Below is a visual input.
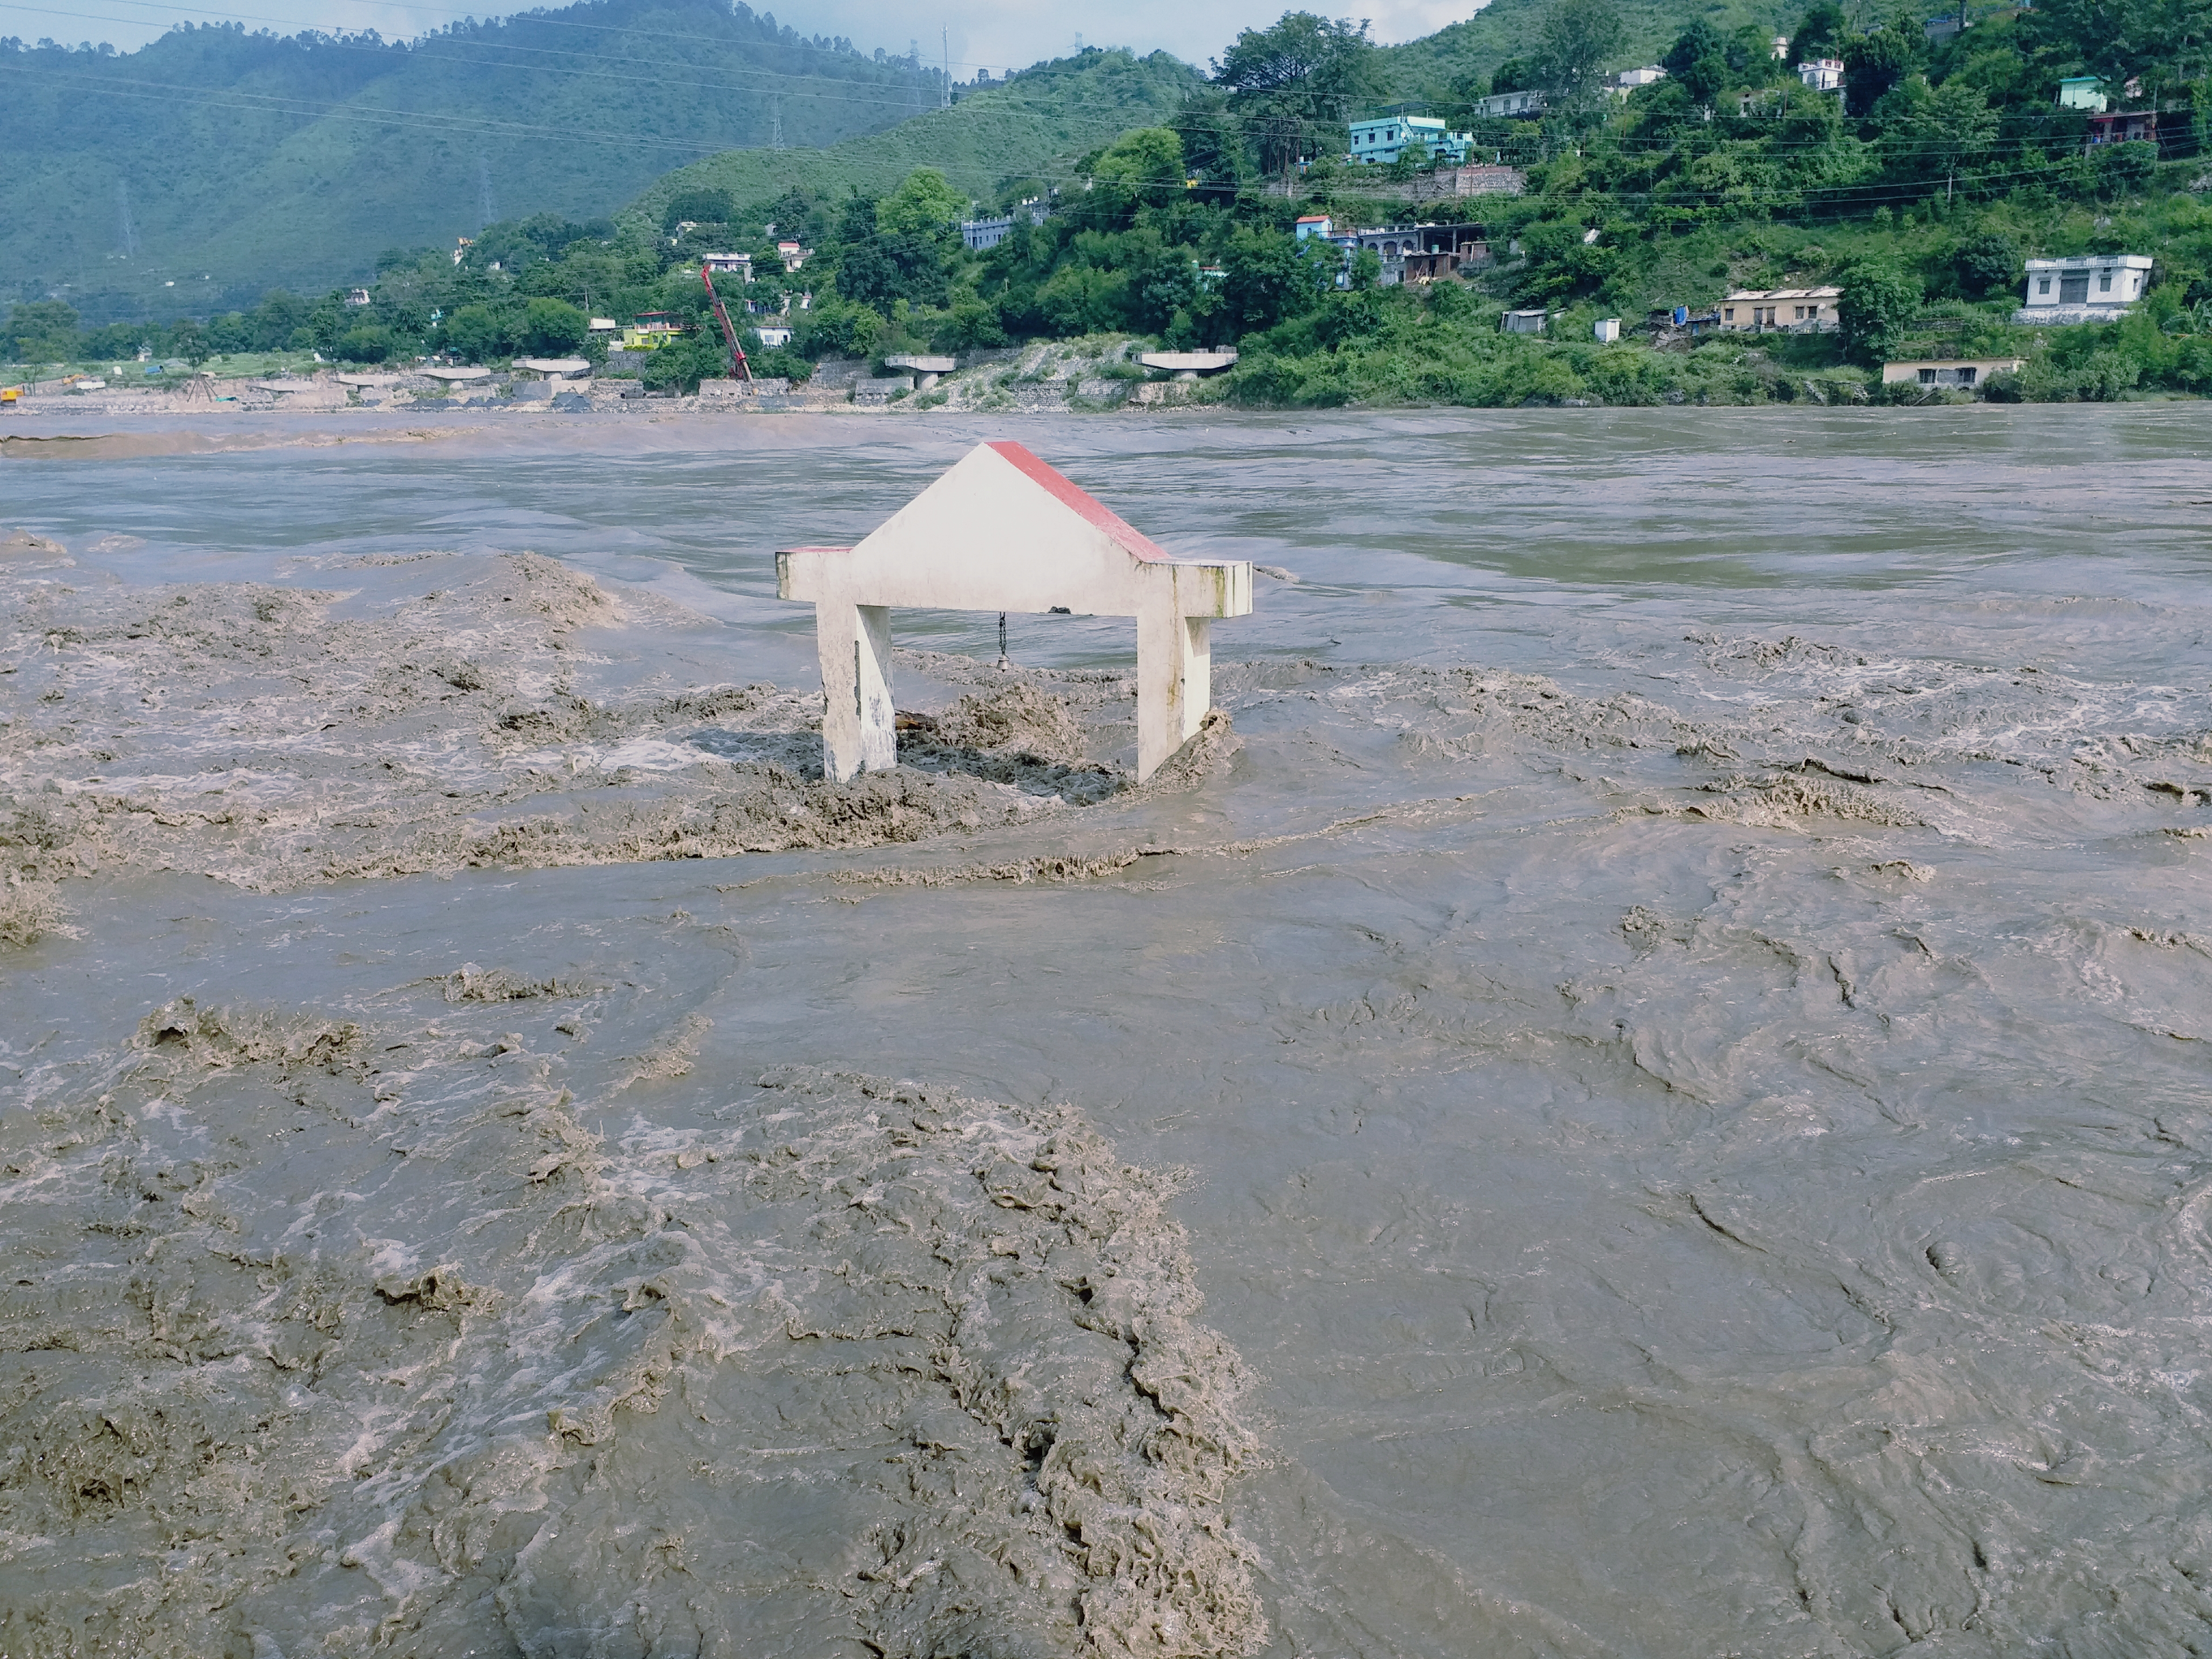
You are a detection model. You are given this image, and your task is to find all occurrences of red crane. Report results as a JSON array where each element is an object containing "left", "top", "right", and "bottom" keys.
[{"left": 699, "top": 265, "right": 753, "bottom": 383}]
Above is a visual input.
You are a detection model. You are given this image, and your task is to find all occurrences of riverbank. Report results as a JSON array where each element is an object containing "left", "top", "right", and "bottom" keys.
[{"left": 15, "top": 326, "right": 2193, "bottom": 419}]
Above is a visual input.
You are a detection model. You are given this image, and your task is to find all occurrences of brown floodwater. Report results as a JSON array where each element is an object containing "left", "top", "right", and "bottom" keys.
[{"left": 2, "top": 405, "right": 2209, "bottom": 1658}]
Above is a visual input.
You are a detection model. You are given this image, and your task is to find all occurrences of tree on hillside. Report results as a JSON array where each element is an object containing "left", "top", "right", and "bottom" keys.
[
  {"left": 1090, "top": 127, "right": 1188, "bottom": 215},
  {"left": 1532, "top": 0, "right": 1627, "bottom": 111},
  {"left": 444, "top": 305, "right": 504, "bottom": 364},
  {"left": 1953, "top": 230, "right": 2021, "bottom": 298},
  {"left": 1488, "top": 55, "right": 1537, "bottom": 94},
  {"left": 661, "top": 187, "right": 737, "bottom": 233},
  {"left": 1218, "top": 226, "right": 1326, "bottom": 334},
  {"left": 171, "top": 318, "right": 211, "bottom": 368},
  {"left": 1663, "top": 21, "right": 1727, "bottom": 78},
  {"left": 3, "top": 300, "right": 80, "bottom": 364},
  {"left": 334, "top": 324, "right": 395, "bottom": 365},
  {"left": 518, "top": 297, "right": 587, "bottom": 355},
  {"left": 758, "top": 187, "right": 826, "bottom": 246},
  {"left": 1174, "top": 89, "right": 1251, "bottom": 193},
  {"left": 1884, "top": 78, "right": 1998, "bottom": 203},
  {"left": 1211, "top": 12, "right": 1380, "bottom": 176},
  {"left": 1665, "top": 23, "right": 1731, "bottom": 109},
  {"left": 876, "top": 168, "right": 964, "bottom": 238},
  {"left": 2032, "top": 0, "right": 2212, "bottom": 88},
  {"left": 1788, "top": 2, "right": 1845, "bottom": 65},
  {"left": 830, "top": 176, "right": 958, "bottom": 310},
  {"left": 1838, "top": 259, "right": 1921, "bottom": 363},
  {"left": 1843, "top": 9, "right": 1922, "bottom": 117}
]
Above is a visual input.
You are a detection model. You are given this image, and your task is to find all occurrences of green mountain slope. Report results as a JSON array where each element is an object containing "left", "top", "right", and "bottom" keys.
[
  {"left": 0, "top": 0, "right": 942, "bottom": 322},
  {"left": 627, "top": 49, "right": 1207, "bottom": 227},
  {"left": 1379, "top": 0, "right": 1796, "bottom": 102}
]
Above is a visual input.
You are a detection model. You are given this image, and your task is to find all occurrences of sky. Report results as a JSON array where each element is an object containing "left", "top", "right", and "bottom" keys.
[{"left": 0, "top": 0, "right": 1482, "bottom": 80}]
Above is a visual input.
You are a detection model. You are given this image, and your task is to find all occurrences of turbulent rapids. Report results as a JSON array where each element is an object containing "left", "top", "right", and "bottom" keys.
[{"left": 2, "top": 407, "right": 2209, "bottom": 1657}]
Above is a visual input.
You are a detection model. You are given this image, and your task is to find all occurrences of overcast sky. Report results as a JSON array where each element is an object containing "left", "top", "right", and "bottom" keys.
[{"left": 1, "top": 0, "right": 1481, "bottom": 80}]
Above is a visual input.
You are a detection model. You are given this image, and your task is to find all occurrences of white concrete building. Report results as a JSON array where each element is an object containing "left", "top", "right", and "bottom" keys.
[
  {"left": 1471, "top": 88, "right": 1546, "bottom": 119},
  {"left": 1798, "top": 58, "right": 1843, "bottom": 91},
  {"left": 1609, "top": 66, "right": 1666, "bottom": 96},
  {"left": 2017, "top": 254, "right": 2152, "bottom": 322}
]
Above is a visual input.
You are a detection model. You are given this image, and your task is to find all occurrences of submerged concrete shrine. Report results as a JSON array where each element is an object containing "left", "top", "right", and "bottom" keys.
[{"left": 778, "top": 440, "right": 1253, "bottom": 783}]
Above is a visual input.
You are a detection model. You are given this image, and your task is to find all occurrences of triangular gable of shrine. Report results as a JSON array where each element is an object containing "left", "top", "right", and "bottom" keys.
[{"left": 784, "top": 441, "right": 1224, "bottom": 617}]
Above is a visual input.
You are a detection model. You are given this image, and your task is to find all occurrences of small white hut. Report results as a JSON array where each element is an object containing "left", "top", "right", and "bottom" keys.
[{"left": 778, "top": 441, "right": 1253, "bottom": 784}]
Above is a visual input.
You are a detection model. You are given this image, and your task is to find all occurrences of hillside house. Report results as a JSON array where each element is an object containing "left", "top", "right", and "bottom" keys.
[
  {"left": 1344, "top": 222, "right": 1489, "bottom": 285},
  {"left": 1798, "top": 58, "right": 1844, "bottom": 91},
  {"left": 2088, "top": 109, "right": 2161, "bottom": 146},
  {"left": 1349, "top": 223, "right": 1485, "bottom": 258},
  {"left": 703, "top": 252, "right": 752, "bottom": 278},
  {"left": 1294, "top": 214, "right": 1334, "bottom": 239},
  {"left": 2057, "top": 76, "right": 2107, "bottom": 111},
  {"left": 962, "top": 214, "right": 1015, "bottom": 251},
  {"left": 1348, "top": 114, "right": 1475, "bottom": 166},
  {"left": 1609, "top": 66, "right": 1666, "bottom": 95},
  {"left": 1471, "top": 88, "right": 1546, "bottom": 119},
  {"left": 1881, "top": 357, "right": 2025, "bottom": 388},
  {"left": 2017, "top": 253, "right": 2150, "bottom": 321},
  {"left": 777, "top": 240, "right": 811, "bottom": 272},
  {"left": 621, "top": 312, "right": 688, "bottom": 350},
  {"left": 1720, "top": 286, "right": 1841, "bottom": 332}
]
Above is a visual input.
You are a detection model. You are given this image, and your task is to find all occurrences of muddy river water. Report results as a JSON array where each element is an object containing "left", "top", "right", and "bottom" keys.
[{"left": 2, "top": 406, "right": 2209, "bottom": 1658}]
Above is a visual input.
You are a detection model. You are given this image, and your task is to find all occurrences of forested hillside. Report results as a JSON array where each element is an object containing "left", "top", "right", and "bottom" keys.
[
  {"left": 1377, "top": 0, "right": 1793, "bottom": 103},
  {"left": 0, "top": 0, "right": 942, "bottom": 322},
  {"left": 626, "top": 49, "right": 1206, "bottom": 230}
]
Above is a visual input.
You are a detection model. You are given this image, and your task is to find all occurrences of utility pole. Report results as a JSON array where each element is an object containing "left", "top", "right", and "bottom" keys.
[
  {"left": 942, "top": 28, "right": 950, "bottom": 108},
  {"left": 116, "top": 179, "right": 138, "bottom": 258},
  {"left": 771, "top": 93, "right": 783, "bottom": 149},
  {"left": 476, "top": 157, "right": 494, "bottom": 232}
]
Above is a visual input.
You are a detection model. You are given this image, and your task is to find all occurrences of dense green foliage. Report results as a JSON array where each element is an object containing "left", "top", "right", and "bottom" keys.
[
  {"left": 628, "top": 49, "right": 1205, "bottom": 231},
  {"left": 13, "top": 0, "right": 2212, "bottom": 407},
  {"left": 0, "top": 0, "right": 945, "bottom": 323},
  {"left": 1211, "top": 12, "right": 1384, "bottom": 173},
  {"left": 0, "top": 202, "right": 804, "bottom": 383},
  {"left": 723, "top": 0, "right": 2212, "bottom": 406},
  {"left": 1377, "top": 0, "right": 1794, "bottom": 111}
]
